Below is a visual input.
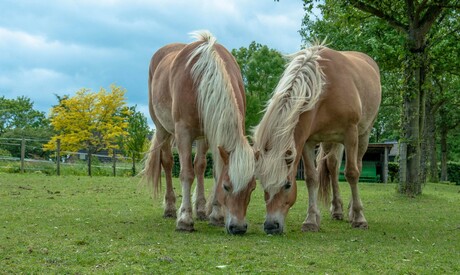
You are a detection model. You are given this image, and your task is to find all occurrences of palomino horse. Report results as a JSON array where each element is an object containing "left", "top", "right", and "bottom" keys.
[
  {"left": 253, "top": 46, "right": 381, "bottom": 234},
  {"left": 144, "top": 31, "right": 256, "bottom": 234}
]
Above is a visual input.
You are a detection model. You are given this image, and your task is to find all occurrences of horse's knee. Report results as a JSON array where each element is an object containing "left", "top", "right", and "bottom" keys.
[
  {"left": 345, "top": 167, "right": 359, "bottom": 183},
  {"left": 194, "top": 156, "right": 206, "bottom": 174},
  {"left": 180, "top": 169, "right": 195, "bottom": 184}
]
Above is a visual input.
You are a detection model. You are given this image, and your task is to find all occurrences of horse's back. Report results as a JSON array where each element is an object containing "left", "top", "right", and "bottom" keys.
[
  {"left": 307, "top": 48, "right": 381, "bottom": 141},
  {"left": 171, "top": 42, "right": 245, "bottom": 111}
]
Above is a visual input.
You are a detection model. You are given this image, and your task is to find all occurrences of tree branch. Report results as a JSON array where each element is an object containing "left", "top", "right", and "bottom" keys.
[
  {"left": 349, "top": 0, "right": 408, "bottom": 32},
  {"left": 419, "top": 4, "right": 445, "bottom": 35}
]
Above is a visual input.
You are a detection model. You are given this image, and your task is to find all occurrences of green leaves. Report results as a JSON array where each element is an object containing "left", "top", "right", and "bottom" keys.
[
  {"left": 45, "top": 85, "right": 129, "bottom": 154},
  {"left": 232, "top": 42, "right": 285, "bottom": 133}
]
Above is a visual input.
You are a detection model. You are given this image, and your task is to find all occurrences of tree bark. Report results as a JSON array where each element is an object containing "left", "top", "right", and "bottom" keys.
[
  {"left": 425, "top": 94, "right": 439, "bottom": 182},
  {"left": 398, "top": 47, "right": 424, "bottom": 195},
  {"left": 440, "top": 127, "right": 448, "bottom": 181}
]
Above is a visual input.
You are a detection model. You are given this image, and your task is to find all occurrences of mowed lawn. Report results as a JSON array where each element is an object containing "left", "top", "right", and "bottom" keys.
[{"left": 1, "top": 173, "right": 459, "bottom": 274}]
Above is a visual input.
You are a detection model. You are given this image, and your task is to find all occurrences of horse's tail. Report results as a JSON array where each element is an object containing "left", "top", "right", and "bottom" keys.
[
  {"left": 317, "top": 144, "right": 331, "bottom": 206},
  {"left": 142, "top": 133, "right": 162, "bottom": 198}
]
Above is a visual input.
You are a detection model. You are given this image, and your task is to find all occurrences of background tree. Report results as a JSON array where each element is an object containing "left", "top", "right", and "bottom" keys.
[
  {"left": 44, "top": 85, "right": 130, "bottom": 176},
  {"left": 124, "top": 105, "right": 150, "bottom": 176},
  {"left": 0, "top": 96, "right": 49, "bottom": 135},
  {"left": 0, "top": 96, "right": 51, "bottom": 158},
  {"left": 232, "top": 42, "right": 285, "bottom": 132},
  {"left": 301, "top": 0, "right": 460, "bottom": 195}
]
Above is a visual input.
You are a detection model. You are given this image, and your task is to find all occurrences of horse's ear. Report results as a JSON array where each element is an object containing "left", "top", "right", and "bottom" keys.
[
  {"left": 218, "top": 146, "right": 229, "bottom": 165},
  {"left": 285, "top": 149, "right": 294, "bottom": 167},
  {"left": 254, "top": 150, "right": 260, "bottom": 161}
]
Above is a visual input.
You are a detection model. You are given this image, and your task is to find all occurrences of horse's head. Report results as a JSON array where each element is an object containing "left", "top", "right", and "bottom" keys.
[
  {"left": 255, "top": 148, "right": 298, "bottom": 235},
  {"left": 216, "top": 146, "right": 256, "bottom": 235},
  {"left": 263, "top": 174, "right": 297, "bottom": 235}
]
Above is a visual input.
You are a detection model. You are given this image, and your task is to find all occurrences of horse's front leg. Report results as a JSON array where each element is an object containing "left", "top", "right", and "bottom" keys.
[
  {"left": 206, "top": 174, "right": 225, "bottom": 227},
  {"left": 193, "top": 139, "right": 208, "bottom": 220},
  {"left": 175, "top": 127, "right": 195, "bottom": 232},
  {"left": 301, "top": 143, "right": 321, "bottom": 232}
]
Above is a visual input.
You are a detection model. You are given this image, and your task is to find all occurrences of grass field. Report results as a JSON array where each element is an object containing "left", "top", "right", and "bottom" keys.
[{"left": 1, "top": 173, "right": 459, "bottom": 274}]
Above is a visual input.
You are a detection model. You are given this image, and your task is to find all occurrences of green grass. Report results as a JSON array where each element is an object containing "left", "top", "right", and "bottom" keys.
[{"left": 1, "top": 174, "right": 459, "bottom": 274}]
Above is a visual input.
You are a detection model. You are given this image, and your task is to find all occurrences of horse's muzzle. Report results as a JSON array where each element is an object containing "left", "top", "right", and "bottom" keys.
[
  {"left": 227, "top": 223, "right": 248, "bottom": 235},
  {"left": 264, "top": 220, "right": 282, "bottom": 235}
]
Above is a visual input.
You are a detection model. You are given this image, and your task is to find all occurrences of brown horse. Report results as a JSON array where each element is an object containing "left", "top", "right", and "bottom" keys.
[
  {"left": 253, "top": 46, "right": 381, "bottom": 234},
  {"left": 144, "top": 31, "right": 256, "bottom": 234}
]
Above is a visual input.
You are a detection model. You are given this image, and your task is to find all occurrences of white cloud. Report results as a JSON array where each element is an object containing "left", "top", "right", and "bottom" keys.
[{"left": 0, "top": 0, "right": 306, "bottom": 128}]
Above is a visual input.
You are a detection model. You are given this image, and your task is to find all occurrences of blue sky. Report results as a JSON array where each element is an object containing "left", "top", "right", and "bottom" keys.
[{"left": 0, "top": 0, "right": 306, "bottom": 128}]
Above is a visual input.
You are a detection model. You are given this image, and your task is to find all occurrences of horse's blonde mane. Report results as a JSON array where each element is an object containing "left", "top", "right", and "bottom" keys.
[
  {"left": 188, "top": 30, "right": 254, "bottom": 193},
  {"left": 253, "top": 46, "right": 325, "bottom": 198}
]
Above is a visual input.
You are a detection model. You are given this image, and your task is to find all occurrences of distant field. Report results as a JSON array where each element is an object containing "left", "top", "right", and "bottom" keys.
[{"left": 1, "top": 174, "right": 459, "bottom": 273}]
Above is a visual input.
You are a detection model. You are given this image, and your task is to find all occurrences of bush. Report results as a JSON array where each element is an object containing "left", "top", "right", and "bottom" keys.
[
  {"left": 172, "top": 152, "right": 214, "bottom": 178},
  {"left": 388, "top": 162, "right": 399, "bottom": 183},
  {"left": 447, "top": 162, "right": 460, "bottom": 185}
]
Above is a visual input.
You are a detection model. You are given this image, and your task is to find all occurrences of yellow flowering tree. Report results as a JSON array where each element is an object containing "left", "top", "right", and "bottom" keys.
[{"left": 44, "top": 85, "right": 130, "bottom": 175}]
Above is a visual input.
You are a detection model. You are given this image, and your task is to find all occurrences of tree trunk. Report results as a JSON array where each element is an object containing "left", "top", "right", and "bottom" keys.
[
  {"left": 425, "top": 95, "right": 439, "bottom": 183},
  {"left": 132, "top": 152, "right": 136, "bottom": 177},
  {"left": 440, "top": 127, "right": 448, "bottom": 181},
  {"left": 398, "top": 23, "right": 430, "bottom": 195},
  {"left": 88, "top": 148, "right": 92, "bottom": 177}
]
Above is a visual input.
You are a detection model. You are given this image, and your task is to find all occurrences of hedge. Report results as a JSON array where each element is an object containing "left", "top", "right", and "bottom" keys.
[
  {"left": 387, "top": 161, "right": 460, "bottom": 185},
  {"left": 171, "top": 151, "right": 214, "bottom": 178}
]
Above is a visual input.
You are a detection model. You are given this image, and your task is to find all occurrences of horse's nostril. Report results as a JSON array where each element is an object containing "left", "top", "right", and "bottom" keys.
[
  {"left": 264, "top": 221, "right": 282, "bottom": 234},
  {"left": 228, "top": 224, "right": 247, "bottom": 235}
]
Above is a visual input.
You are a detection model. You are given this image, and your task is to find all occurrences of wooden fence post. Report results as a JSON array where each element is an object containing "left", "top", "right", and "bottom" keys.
[
  {"left": 88, "top": 147, "right": 92, "bottom": 177},
  {"left": 132, "top": 153, "right": 136, "bottom": 177},
  {"left": 56, "top": 139, "right": 61, "bottom": 176},
  {"left": 20, "top": 137, "right": 25, "bottom": 173},
  {"left": 112, "top": 150, "right": 116, "bottom": 177}
]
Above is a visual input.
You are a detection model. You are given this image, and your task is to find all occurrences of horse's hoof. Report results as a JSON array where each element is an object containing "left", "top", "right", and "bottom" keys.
[
  {"left": 196, "top": 211, "right": 208, "bottom": 221},
  {"left": 163, "top": 209, "right": 177, "bottom": 219},
  {"left": 301, "top": 222, "right": 319, "bottom": 232},
  {"left": 209, "top": 216, "right": 225, "bottom": 227},
  {"left": 332, "top": 213, "right": 343, "bottom": 220},
  {"left": 351, "top": 221, "right": 368, "bottom": 229},
  {"left": 176, "top": 221, "right": 194, "bottom": 232}
]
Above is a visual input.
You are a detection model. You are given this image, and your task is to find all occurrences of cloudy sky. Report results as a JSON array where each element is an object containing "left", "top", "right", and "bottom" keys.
[{"left": 1, "top": 0, "right": 307, "bottom": 128}]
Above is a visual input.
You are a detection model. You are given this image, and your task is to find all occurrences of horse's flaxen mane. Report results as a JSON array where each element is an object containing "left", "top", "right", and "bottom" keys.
[
  {"left": 253, "top": 46, "right": 325, "bottom": 198},
  {"left": 187, "top": 30, "right": 254, "bottom": 193}
]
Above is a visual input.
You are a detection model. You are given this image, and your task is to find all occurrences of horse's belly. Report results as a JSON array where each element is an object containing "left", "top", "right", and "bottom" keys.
[
  {"left": 153, "top": 103, "right": 175, "bottom": 134},
  {"left": 308, "top": 132, "right": 344, "bottom": 144}
]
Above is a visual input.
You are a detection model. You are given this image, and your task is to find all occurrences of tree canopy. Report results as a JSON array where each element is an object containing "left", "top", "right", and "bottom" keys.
[
  {"left": 231, "top": 42, "right": 285, "bottom": 133},
  {"left": 301, "top": 0, "right": 460, "bottom": 195},
  {"left": 0, "top": 96, "right": 48, "bottom": 135},
  {"left": 44, "top": 85, "right": 130, "bottom": 154}
]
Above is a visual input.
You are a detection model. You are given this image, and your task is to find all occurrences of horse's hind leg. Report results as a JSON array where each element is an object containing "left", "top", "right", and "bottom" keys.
[
  {"left": 194, "top": 139, "right": 208, "bottom": 220},
  {"left": 301, "top": 142, "right": 321, "bottom": 232},
  {"left": 161, "top": 136, "right": 176, "bottom": 218},
  {"left": 328, "top": 143, "right": 344, "bottom": 220},
  {"left": 344, "top": 126, "right": 368, "bottom": 229}
]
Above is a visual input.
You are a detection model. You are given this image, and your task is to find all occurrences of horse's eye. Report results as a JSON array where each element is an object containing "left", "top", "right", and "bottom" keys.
[
  {"left": 284, "top": 181, "right": 292, "bottom": 190},
  {"left": 223, "top": 184, "right": 231, "bottom": 192}
]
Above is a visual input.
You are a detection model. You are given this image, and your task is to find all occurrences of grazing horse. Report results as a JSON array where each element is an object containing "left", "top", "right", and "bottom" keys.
[
  {"left": 253, "top": 46, "right": 381, "bottom": 234},
  {"left": 144, "top": 31, "right": 256, "bottom": 234}
]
